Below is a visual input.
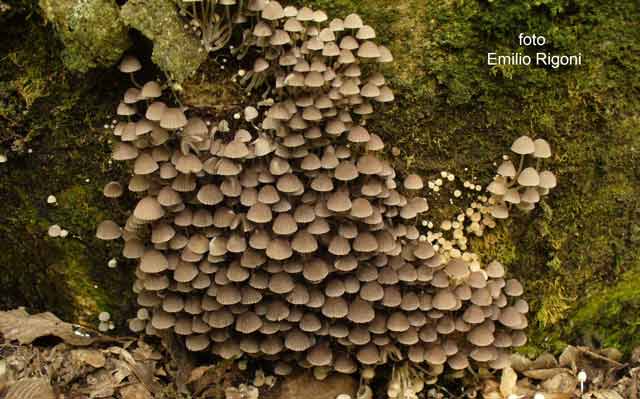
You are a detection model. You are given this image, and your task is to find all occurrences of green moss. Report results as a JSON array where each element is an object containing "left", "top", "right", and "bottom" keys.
[
  {"left": 120, "top": 0, "right": 207, "bottom": 82},
  {"left": 39, "top": 0, "right": 130, "bottom": 72},
  {"left": 0, "top": 5, "right": 134, "bottom": 325}
]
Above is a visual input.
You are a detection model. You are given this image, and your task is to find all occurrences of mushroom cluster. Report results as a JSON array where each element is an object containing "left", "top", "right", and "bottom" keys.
[
  {"left": 487, "top": 136, "right": 557, "bottom": 219},
  {"left": 97, "top": 1, "right": 533, "bottom": 379}
]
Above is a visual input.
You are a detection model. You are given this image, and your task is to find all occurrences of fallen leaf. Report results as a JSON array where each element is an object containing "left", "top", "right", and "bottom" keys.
[
  {"left": 0, "top": 308, "right": 97, "bottom": 346},
  {"left": 522, "top": 368, "right": 569, "bottom": 380},
  {"left": 540, "top": 372, "right": 577, "bottom": 394},
  {"left": 71, "top": 349, "right": 106, "bottom": 368},
  {"left": 500, "top": 367, "right": 518, "bottom": 397},
  {"left": 590, "top": 390, "right": 625, "bottom": 399},
  {"left": 5, "top": 378, "right": 56, "bottom": 399},
  {"left": 120, "top": 383, "right": 153, "bottom": 399},
  {"left": 262, "top": 371, "right": 357, "bottom": 399}
]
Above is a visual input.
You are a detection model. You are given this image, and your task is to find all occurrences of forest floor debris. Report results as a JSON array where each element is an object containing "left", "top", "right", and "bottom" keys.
[{"left": 0, "top": 308, "right": 638, "bottom": 399}]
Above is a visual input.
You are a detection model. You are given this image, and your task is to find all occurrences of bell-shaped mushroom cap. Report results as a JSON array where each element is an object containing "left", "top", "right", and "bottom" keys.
[
  {"left": 285, "top": 329, "right": 313, "bottom": 351},
  {"left": 424, "top": 343, "right": 447, "bottom": 365},
  {"left": 517, "top": 167, "right": 540, "bottom": 186},
  {"left": 343, "top": 13, "right": 363, "bottom": 29},
  {"left": 140, "top": 81, "right": 162, "bottom": 98},
  {"left": 497, "top": 160, "right": 517, "bottom": 177},
  {"left": 134, "top": 196, "right": 165, "bottom": 221},
  {"left": 327, "top": 190, "right": 352, "bottom": 212},
  {"left": 103, "top": 181, "right": 123, "bottom": 198},
  {"left": 174, "top": 260, "right": 198, "bottom": 282},
  {"left": 151, "top": 223, "right": 175, "bottom": 244},
  {"left": 348, "top": 297, "right": 375, "bottom": 324},
  {"left": 447, "top": 353, "right": 469, "bottom": 370},
  {"left": 236, "top": 311, "right": 263, "bottom": 334},
  {"left": 404, "top": 174, "right": 424, "bottom": 190},
  {"left": 433, "top": 289, "right": 457, "bottom": 311},
  {"left": 334, "top": 354, "right": 357, "bottom": 374},
  {"left": 387, "top": 311, "right": 410, "bottom": 332},
  {"left": 277, "top": 173, "right": 303, "bottom": 193},
  {"left": 489, "top": 203, "right": 509, "bottom": 220},
  {"left": 511, "top": 135, "right": 535, "bottom": 155},
  {"left": 269, "top": 272, "right": 295, "bottom": 294},
  {"left": 486, "top": 260, "right": 505, "bottom": 278},
  {"left": 445, "top": 259, "right": 469, "bottom": 279},
  {"left": 160, "top": 107, "right": 187, "bottom": 129},
  {"left": 463, "top": 305, "right": 486, "bottom": 324},
  {"left": 96, "top": 220, "right": 122, "bottom": 240},
  {"left": 467, "top": 323, "right": 494, "bottom": 346},
  {"left": 321, "top": 297, "right": 348, "bottom": 319},
  {"left": 471, "top": 287, "right": 492, "bottom": 306},
  {"left": 112, "top": 142, "right": 139, "bottom": 161},
  {"left": 262, "top": 1, "right": 284, "bottom": 20},
  {"left": 521, "top": 187, "right": 540, "bottom": 204},
  {"left": 470, "top": 346, "right": 498, "bottom": 362},
  {"left": 119, "top": 55, "right": 142, "bottom": 73},
  {"left": 360, "top": 281, "right": 384, "bottom": 302},
  {"left": 353, "top": 232, "right": 378, "bottom": 252},
  {"left": 299, "top": 313, "right": 322, "bottom": 332},
  {"left": 247, "top": 202, "right": 273, "bottom": 224},
  {"left": 307, "top": 342, "right": 333, "bottom": 366},
  {"left": 266, "top": 238, "right": 293, "bottom": 260},
  {"left": 503, "top": 278, "right": 524, "bottom": 297},
  {"left": 356, "top": 343, "right": 379, "bottom": 365},
  {"left": 538, "top": 170, "right": 557, "bottom": 189},
  {"left": 533, "top": 138, "right": 552, "bottom": 158},
  {"left": 498, "top": 306, "right": 525, "bottom": 329},
  {"left": 414, "top": 242, "right": 435, "bottom": 260},
  {"left": 272, "top": 213, "right": 298, "bottom": 235},
  {"left": 291, "top": 231, "right": 318, "bottom": 254},
  {"left": 151, "top": 310, "right": 175, "bottom": 330},
  {"left": 139, "top": 249, "right": 168, "bottom": 273}
]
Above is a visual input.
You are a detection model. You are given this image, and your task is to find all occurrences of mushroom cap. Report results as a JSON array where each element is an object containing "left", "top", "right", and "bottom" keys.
[
  {"left": 96, "top": 220, "right": 122, "bottom": 240},
  {"left": 133, "top": 196, "right": 165, "bottom": 221},
  {"left": 517, "top": 167, "right": 540, "bottom": 186},
  {"left": 119, "top": 55, "right": 142, "bottom": 73},
  {"left": 511, "top": 135, "right": 535, "bottom": 155},
  {"left": 404, "top": 174, "right": 424, "bottom": 190},
  {"left": 533, "top": 138, "right": 552, "bottom": 158}
]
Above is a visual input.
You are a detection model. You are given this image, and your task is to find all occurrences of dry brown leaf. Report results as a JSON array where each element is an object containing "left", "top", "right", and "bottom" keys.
[
  {"left": 5, "top": 378, "right": 56, "bottom": 399},
  {"left": 0, "top": 308, "right": 96, "bottom": 346},
  {"left": 107, "top": 347, "right": 161, "bottom": 394},
  {"left": 531, "top": 353, "right": 559, "bottom": 369},
  {"left": 120, "top": 383, "right": 153, "bottom": 399},
  {"left": 540, "top": 372, "right": 577, "bottom": 394},
  {"left": 522, "top": 368, "right": 570, "bottom": 380},
  {"left": 510, "top": 353, "right": 533, "bottom": 372},
  {"left": 590, "top": 390, "right": 625, "bottom": 399},
  {"left": 71, "top": 349, "right": 106, "bottom": 368},
  {"left": 187, "top": 365, "right": 217, "bottom": 384},
  {"left": 500, "top": 367, "right": 518, "bottom": 397}
]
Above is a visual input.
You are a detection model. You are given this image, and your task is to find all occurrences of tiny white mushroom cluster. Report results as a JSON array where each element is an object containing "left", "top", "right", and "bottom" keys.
[
  {"left": 487, "top": 136, "right": 557, "bottom": 219},
  {"left": 96, "top": 0, "right": 537, "bottom": 381}
]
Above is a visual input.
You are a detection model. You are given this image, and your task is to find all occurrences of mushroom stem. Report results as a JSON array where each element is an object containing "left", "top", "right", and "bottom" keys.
[
  {"left": 517, "top": 154, "right": 525, "bottom": 175},
  {"left": 129, "top": 73, "right": 142, "bottom": 88}
]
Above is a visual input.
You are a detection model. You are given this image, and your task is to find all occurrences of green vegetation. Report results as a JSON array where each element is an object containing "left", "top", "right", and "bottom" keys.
[{"left": 1, "top": 0, "right": 639, "bottom": 354}]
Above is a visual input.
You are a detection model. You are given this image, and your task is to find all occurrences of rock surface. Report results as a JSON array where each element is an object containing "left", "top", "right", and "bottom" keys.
[
  {"left": 39, "top": 0, "right": 129, "bottom": 71},
  {"left": 120, "top": 0, "right": 207, "bottom": 82}
]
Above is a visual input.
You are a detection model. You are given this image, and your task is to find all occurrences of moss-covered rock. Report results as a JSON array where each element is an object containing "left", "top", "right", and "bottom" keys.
[
  {"left": 120, "top": 0, "right": 207, "bottom": 83},
  {"left": 0, "top": 4, "right": 135, "bottom": 324},
  {"left": 38, "top": 0, "right": 130, "bottom": 72}
]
